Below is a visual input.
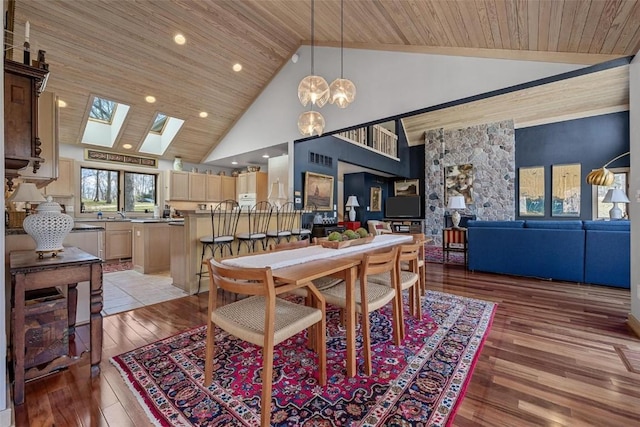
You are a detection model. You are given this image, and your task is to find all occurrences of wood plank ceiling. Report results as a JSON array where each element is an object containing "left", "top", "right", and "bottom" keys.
[{"left": 10, "top": 1, "right": 640, "bottom": 164}]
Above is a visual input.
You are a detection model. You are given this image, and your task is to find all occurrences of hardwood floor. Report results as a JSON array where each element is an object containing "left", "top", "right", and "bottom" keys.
[{"left": 13, "top": 263, "right": 640, "bottom": 426}]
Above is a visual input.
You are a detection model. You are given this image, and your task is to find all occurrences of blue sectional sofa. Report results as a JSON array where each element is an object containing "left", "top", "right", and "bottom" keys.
[{"left": 467, "top": 220, "right": 630, "bottom": 288}]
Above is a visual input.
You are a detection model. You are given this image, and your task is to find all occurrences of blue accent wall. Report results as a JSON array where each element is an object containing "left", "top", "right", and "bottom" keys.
[{"left": 515, "top": 111, "right": 630, "bottom": 220}]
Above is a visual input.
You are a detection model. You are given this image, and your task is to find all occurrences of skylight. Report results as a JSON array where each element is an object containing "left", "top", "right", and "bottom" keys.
[
  {"left": 81, "top": 96, "right": 130, "bottom": 148},
  {"left": 138, "top": 113, "right": 184, "bottom": 156},
  {"left": 89, "top": 97, "right": 117, "bottom": 123}
]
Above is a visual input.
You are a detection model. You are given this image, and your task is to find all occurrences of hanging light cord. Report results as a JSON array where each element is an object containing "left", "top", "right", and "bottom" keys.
[
  {"left": 310, "top": 0, "right": 315, "bottom": 76},
  {"left": 340, "top": 0, "right": 344, "bottom": 78},
  {"left": 603, "top": 151, "right": 630, "bottom": 168}
]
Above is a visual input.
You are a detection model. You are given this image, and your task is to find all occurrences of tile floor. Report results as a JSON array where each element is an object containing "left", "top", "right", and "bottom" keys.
[{"left": 102, "top": 269, "right": 189, "bottom": 316}]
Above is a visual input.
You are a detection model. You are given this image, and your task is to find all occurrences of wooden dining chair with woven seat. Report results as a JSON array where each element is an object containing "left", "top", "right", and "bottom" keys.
[
  {"left": 319, "top": 246, "right": 400, "bottom": 376},
  {"left": 368, "top": 242, "right": 421, "bottom": 341},
  {"left": 205, "top": 258, "right": 327, "bottom": 427}
]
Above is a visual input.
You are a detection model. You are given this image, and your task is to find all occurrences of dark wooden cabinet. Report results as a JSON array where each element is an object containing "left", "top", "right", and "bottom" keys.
[{"left": 4, "top": 59, "right": 49, "bottom": 189}]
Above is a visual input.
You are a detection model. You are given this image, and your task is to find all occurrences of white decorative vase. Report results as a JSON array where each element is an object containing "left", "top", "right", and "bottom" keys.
[
  {"left": 23, "top": 196, "right": 74, "bottom": 258},
  {"left": 173, "top": 157, "right": 183, "bottom": 171}
]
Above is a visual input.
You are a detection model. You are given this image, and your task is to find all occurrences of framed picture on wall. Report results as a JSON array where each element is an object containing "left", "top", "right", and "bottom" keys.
[
  {"left": 370, "top": 187, "right": 382, "bottom": 212},
  {"left": 552, "top": 163, "right": 581, "bottom": 217},
  {"left": 445, "top": 164, "right": 474, "bottom": 206},
  {"left": 394, "top": 179, "right": 419, "bottom": 196},
  {"left": 519, "top": 166, "right": 545, "bottom": 216},
  {"left": 303, "top": 171, "right": 334, "bottom": 211}
]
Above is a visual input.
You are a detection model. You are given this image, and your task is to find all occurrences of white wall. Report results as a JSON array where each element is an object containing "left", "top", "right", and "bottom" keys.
[
  {"left": 629, "top": 56, "right": 639, "bottom": 321},
  {"left": 206, "top": 46, "right": 584, "bottom": 162}
]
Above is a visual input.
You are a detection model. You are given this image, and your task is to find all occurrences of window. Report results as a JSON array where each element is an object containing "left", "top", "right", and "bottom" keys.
[
  {"left": 88, "top": 97, "right": 117, "bottom": 124},
  {"left": 80, "top": 167, "right": 157, "bottom": 214},
  {"left": 592, "top": 168, "right": 629, "bottom": 219},
  {"left": 150, "top": 113, "right": 168, "bottom": 133}
]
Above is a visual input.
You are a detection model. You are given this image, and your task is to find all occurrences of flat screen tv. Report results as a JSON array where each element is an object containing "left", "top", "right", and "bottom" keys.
[{"left": 385, "top": 196, "right": 421, "bottom": 218}]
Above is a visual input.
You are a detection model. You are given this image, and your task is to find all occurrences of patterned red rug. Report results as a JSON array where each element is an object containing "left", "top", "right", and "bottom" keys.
[
  {"left": 424, "top": 245, "right": 465, "bottom": 264},
  {"left": 103, "top": 261, "right": 134, "bottom": 273},
  {"left": 111, "top": 291, "right": 495, "bottom": 426}
]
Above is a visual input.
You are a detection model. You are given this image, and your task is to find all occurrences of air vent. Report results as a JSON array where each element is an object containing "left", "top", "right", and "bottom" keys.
[{"left": 309, "top": 152, "right": 332, "bottom": 167}]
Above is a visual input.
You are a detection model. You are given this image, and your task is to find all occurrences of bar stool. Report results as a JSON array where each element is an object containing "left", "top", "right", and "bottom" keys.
[
  {"left": 266, "top": 201, "right": 296, "bottom": 245},
  {"left": 291, "top": 205, "right": 314, "bottom": 241},
  {"left": 236, "top": 201, "right": 272, "bottom": 253}
]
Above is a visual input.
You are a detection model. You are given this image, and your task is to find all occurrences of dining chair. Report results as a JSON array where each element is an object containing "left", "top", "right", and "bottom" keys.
[
  {"left": 368, "top": 242, "right": 421, "bottom": 341},
  {"left": 266, "top": 201, "right": 296, "bottom": 245},
  {"left": 205, "top": 258, "right": 327, "bottom": 427},
  {"left": 237, "top": 201, "right": 272, "bottom": 253},
  {"left": 319, "top": 246, "right": 400, "bottom": 376},
  {"left": 198, "top": 200, "right": 242, "bottom": 291}
]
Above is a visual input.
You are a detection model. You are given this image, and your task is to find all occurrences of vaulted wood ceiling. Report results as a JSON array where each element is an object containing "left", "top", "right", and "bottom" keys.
[{"left": 10, "top": 1, "right": 640, "bottom": 165}]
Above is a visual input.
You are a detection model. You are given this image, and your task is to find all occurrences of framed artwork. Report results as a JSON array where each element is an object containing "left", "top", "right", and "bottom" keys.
[
  {"left": 519, "top": 166, "right": 545, "bottom": 216},
  {"left": 370, "top": 187, "right": 382, "bottom": 212},
  {"left": 445, "top": 163, "right": 474, "bottom": 205},
  {"left": 552, "top": 163, "right": 581, "bottom": 217},
  {"left": 303, "top": 171, "right": 334, "bottom": 211},
  {"left": 394, "top": 179, "right": 419, "bottom": 196}
]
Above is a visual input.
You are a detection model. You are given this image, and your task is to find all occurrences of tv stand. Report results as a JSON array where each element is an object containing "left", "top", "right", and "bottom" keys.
[{"left": 384, "top": 219, "right": 425, "bottom": 234}]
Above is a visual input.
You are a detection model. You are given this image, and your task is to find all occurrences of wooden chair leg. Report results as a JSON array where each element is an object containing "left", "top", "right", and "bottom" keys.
[
  {"left": 204, "top": 318, "right": 215, "bottom": 386},
  {"left": 361, "top": 311, "right": 372, "bottom": 376},
  {"left": 261, "top": 344, "right": 274, "bottom": 427},
  {"left": 391, "top": 298, "right": 402, "bottom": 347}
]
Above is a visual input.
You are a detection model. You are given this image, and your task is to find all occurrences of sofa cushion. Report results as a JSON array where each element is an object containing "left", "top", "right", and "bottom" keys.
[
  {"left": 467, "top": 220, "right": 525, "bottom": 228},
  {"left": 583, "top": 220, "right": 630, "bottom": 231},
  {"left": 524, "top": 220, "right": 583, "bottom": 229}
]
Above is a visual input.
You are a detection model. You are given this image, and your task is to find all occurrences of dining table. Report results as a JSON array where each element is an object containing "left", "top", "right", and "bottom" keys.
[{"left": 221, "top": 233, "right": 413, "bottom": 377}]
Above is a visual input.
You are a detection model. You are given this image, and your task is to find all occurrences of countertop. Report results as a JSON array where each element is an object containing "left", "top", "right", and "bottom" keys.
[
  {"left": 74, "top": 217, "right": 183, "bottom": 223},
  {"left": 6, "top": 223, "right": 104, "bottom": 236}
]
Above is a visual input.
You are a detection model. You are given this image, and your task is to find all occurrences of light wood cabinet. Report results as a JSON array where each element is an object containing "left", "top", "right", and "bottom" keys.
[
  {"left": 44, "top": 158, "right": 74, "bottom": 196},
  {"left": 104, "top": 222, "right": 132, "bottom": 260},
  {"left": 205, "top": 174, "right": 221, "bottom": 202},
  {"left": 236, "top": 171, "right": 268, "bottom": 201},
  {"left": 20, "top": 91, "right": 58, "bottom": 182},
  {"left": 221, "top": 175, "right": 236, "bottom": 200},
  {"left": 166, "top": 170, "right": 190, "bottom": 201},
  {"left": 132, "top": 222, "right": 171, "bottom": 274},
  {"left": 189, "top": 173, "right": 206, "bottom": 201}
]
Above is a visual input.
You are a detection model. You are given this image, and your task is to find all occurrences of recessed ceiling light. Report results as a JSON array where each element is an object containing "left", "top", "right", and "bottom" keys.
[
  {"left": 231, "top": 161, "right": 238, "bottom": 165},
  {"left": 232, "top": 63, "right": 242, "bottom": 72},
  {"left": 57, "top": 99, "right": 67, "bottom": 108},
  {"left": 199, "top": 111, "right": 208, "bottom": 118},
  {"left": 145, "top": 95, "right": 156, "bottom": 103},
  {"left": 262, "top": 154, "right": 269, "bottom": 158},
  {"left": 174, "top": 33, "right": 186, "bottom": 45},
  {"left": 122, "top": 143, "right": 132, "bottom": 149}
]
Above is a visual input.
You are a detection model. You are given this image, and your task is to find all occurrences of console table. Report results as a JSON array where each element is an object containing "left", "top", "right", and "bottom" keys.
[
  {"left": 385, "top": 219, "right": 425, "bottom": 234},
  {"left": 9, "top": 246, "right": 103, "bottom": 405}
]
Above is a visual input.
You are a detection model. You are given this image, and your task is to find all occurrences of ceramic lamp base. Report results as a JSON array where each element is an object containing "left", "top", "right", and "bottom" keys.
[
  {"left": 451, "top": 210, "right": 461, "bottom": 228},
  {"left": 348, "top": 208, "right": 356, "bottom": 222},
  {"left": 609, "top": 203, "right": 623, "bottom": 220}
]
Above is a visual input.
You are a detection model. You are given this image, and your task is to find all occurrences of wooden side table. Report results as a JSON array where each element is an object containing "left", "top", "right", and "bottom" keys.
[
  {"left": 442, "top": 227, "right": 468, "bottom": 266},
  {"left": 9, "top": 246, "right": 103, "bottom": 405}
]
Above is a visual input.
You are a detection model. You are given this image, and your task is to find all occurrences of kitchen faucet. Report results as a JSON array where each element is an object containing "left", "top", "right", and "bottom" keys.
[{"left": 117, "top": 210, "right": 126, "bottom": 219}]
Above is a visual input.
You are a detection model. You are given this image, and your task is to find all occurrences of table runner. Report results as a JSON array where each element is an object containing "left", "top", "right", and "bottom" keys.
[{"left": 221, "top": 234, "right": 412, "bottom": 269}]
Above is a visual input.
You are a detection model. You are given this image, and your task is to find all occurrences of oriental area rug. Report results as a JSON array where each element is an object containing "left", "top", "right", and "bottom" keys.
[
  {"left": 111, "top": 291, "right": 496, "bottom": 426},
  {"left": 424, "top": 245, "right": 465, "bottom": 265}
]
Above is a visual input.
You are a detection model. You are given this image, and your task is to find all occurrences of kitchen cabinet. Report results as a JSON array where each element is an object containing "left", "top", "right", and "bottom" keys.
[
  {"left": 236, "top": 171, "right": 268, "bottom": 201},
  {"left": 132, "top": 222, "right": 171, "bottom": 274},
  {"left": 4, "top": 59, "right": 50, "bottom": 190},
  {"left": 104, "top": 222, "right": 132, "bottom": 260},
  {"left": 19, "top": 91, "right": 58, "bottom": 183},
  {"left": 189, "top": 173, "right": 206, "bottom": 201},
  {"left": 205, "top": 174, "right": 221, "bottom": 202},
  {"left": 44, "top": 158, "right": 74, "bottom": 196},
  {"left": 221, "top": 175, "right": 236, "bottom": 201},
  {"left": 166, "top": 170, "right": 190, "bottom": 201}
]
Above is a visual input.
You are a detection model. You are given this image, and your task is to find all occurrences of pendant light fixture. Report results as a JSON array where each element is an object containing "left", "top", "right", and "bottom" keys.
[
  {"left": 329, "top": 0, "right": 356, "bottom": 108},
  {"left": 298, "top": 0, "right": 329, "bottom": 108},
  {"left": 298, "top": 0, "right": 326, "bottom": 136}
]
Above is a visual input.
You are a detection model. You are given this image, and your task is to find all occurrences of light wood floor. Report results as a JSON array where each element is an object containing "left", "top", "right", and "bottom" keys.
[{"left": 13, "top": 263, "right": 640, "bottom": 426}]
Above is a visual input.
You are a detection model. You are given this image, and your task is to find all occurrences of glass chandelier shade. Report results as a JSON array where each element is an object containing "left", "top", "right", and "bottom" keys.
[
  {"left": 298, "top": 75, "right": 330, "bottom": 107},
  {"left": 329, "top": 78, "right": 356, "bottom": 108},
  {"left": 297, "top": 110, "right": 325, "bottom": 137}
]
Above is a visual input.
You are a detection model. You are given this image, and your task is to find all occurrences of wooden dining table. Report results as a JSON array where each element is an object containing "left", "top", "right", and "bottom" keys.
[{"left": 221, "top": 234, "right": 413, "bottom": 377}]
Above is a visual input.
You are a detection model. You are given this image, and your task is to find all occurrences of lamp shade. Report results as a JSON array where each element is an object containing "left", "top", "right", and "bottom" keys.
[
  {"left": 8, "top": 183, "right": 46, "bottom": 203},
  {"left": 268, "top": 180, "right": 287, "bottom": 208},
  {"left": 345, "top": 195, "right": 359, "bottom": 207},
  {"left": 447, "top": 195, "right": 466, "bottom": 209},
  {"left": 602, "top": 188, "right": 629, "bottom": 203}
]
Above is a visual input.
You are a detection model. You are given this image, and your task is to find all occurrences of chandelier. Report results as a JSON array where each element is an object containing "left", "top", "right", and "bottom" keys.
[
  {"left": 298, "top": 110, "right": 325, "bottom": 137},
  {"left": 297, "top": 0, "right": 329, "bottom": 108},
  {"left": 329, "top": 0, "right": 356, "bottom": 108}
]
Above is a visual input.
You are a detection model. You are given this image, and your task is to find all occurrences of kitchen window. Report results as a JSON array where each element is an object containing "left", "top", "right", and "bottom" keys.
[{"left": 80, "top": 167, "right": 157, "bottom": 213}]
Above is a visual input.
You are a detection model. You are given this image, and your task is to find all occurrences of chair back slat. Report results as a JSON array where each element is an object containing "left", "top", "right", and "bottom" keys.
[
  {"left": 277, "top": 202, "right": 296, "bottom": 234},
  {"left": 270, "top": 239, "right": 310, "bottom": 252},
  {"left": 249, "top": 201, "right": 272, "bottom": 236},
  {"left": 212, "top": 199, "right": 242, "bottom": 238},
  {"left": 362, "top": 246, "right": 398, "bottom": 276},
  {"left": 208, "top": 258, "right": 274, "bottom": 296}
]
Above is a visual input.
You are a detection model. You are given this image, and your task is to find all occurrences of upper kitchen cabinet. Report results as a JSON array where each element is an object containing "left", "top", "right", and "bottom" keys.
[
  {"left": 189, "top": 173, "right": 206, "bottom": 201},
  {"left": 221, "top": 175, "right": 236, "bottom": 201},
  {"left": 205, "top": 174, "right": 221, "bottom": 202},
  {"left": 166, "top": 170, "right": 190, "bottom": 201},
  {"left": 236, "top": 171, "right": 268, "bottom": 201},
  {"left": 20, "top": 91, "right": 59, "bottom": 183},
  {"left": 44, "top": 158, "right": 74, "bottom": 197},
  {"left": 4, "top": 59, "right": 50, "bottom": 190}
]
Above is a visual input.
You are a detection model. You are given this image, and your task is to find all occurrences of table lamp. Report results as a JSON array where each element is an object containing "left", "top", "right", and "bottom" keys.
[
  {"left": 345, "top": 195, "right": 359, "bottom": 222},
  {"left": 268, "top": 180, "right": 287, "bottom": 209},
  {"left": 602, "top": 188, "right": 629, "bottom": 220},
  {"left": 7, "top": 182, "right": 46, "bottom": 227},
  {"left": 447, "top": 195, "right": 466, "bottom": 228}
]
